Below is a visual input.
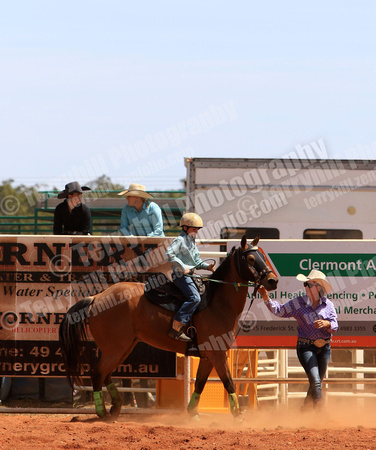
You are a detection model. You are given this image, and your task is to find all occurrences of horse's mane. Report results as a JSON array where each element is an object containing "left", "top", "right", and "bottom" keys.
[{"left": 207, "top": 246, "right": 236, "bottom": 296}]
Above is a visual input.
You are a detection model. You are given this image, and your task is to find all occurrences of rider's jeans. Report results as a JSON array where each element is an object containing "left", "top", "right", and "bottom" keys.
[
  {"left": 172, "top": 272, "right": 201, "bottom": 325},
  {"left": 297, "top": 342, "right": 331, "bottom": 406}
]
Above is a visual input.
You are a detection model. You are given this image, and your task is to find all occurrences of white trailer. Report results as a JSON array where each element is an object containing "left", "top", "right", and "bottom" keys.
[{"left": 185, "top": 156, "right": 376, "bottom": 240}]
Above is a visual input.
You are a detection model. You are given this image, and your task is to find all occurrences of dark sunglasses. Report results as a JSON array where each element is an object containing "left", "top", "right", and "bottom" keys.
[{"left": 304, "top": 281, "right": 317, "bottom": 288}]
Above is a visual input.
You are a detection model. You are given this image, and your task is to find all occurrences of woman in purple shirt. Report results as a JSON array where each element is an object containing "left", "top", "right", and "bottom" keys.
[{"left": 259, "top": 269, "right": 338, "bottom": 409}]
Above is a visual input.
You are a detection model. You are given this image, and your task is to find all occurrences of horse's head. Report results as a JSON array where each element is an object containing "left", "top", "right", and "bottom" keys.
[{"left": 234, "top": 235, "right": 278, "bottom": 291}]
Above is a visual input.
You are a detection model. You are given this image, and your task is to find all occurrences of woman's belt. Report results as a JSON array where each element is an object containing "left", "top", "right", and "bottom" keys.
[{"left": 297, "top": 337, "right": 331, "bottom": 348}]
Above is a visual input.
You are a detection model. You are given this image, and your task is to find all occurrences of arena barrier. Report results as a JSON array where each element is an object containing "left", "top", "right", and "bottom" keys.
[{"left": 2, "top": 235, "right": 376, "bottom": 413}]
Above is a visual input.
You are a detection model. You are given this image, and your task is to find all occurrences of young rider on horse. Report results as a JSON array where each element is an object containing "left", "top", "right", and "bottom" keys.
[{"left": 165, "top": 213, "right": 216, "bottom": 341}]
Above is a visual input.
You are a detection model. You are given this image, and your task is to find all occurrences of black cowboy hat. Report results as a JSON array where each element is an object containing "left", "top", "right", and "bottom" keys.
[{"left": 57, "top": 181, "right": 91, "bottom": 199}]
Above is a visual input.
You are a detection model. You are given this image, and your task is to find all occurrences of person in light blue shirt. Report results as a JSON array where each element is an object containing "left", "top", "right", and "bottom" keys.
[
  {"left": 166, "top": 213, "right": 215, "bottom": 341},
  {"left": 118, "top": 183, "right": 164, "bottom": 408},
  {"left": 118, "top": 183, "right": 164, "bottom": 237},
  {"left": 259, "top": 269, "right": 338, "bottom": 410}
]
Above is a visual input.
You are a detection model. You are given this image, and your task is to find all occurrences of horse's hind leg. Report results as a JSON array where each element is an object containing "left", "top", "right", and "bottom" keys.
[
  {"left": 91, "top": 343, "right": 136, "bottom": 419},
  {"left": 91, "top": 358, "right": 116, "bottom": 419},
  {"left": 187, "top": 358, "right": 213, "bottom": 418},
  {"left": 103, "top": 373, "right": 123, "bottom": 418},
  {"left": 209, "top": 351, "right": 241, "bottom": 418}
]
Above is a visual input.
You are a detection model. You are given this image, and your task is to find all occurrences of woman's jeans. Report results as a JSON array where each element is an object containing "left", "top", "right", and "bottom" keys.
[
  {"left": 172, "top": 272, "right": 201, "bottom": 325},
  {"left": 297, "top": 342, "right": 331, "bottom": 406}
]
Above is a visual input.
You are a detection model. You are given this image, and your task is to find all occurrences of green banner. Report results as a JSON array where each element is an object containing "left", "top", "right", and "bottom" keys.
[{"left": 269, "top": 253, "right": 376, "bottom": 277}]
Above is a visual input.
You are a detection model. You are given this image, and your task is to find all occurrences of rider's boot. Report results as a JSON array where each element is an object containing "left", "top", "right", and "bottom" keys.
[{"left": 168, "top": 320, "right": 191, "bottom": 341}]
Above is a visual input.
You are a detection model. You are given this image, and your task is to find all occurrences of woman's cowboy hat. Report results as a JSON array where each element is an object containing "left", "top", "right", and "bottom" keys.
[
  {"left": 118, "top": 183, "right": 153, "bottom": 199},
  {"left": 296, "top": 269, "right": 333, "bottom": 294},
  {"left": 57, "top": 181, "right": 91, "bottom": 199}
]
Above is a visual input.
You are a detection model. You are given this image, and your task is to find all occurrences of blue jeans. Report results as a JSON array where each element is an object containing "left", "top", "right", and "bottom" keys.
[
  {"left": 172, "top": 272, "right": 201, "bottom": 325},
  {"left": 297, "top": 342, "right": 331, "bottom": 406}
]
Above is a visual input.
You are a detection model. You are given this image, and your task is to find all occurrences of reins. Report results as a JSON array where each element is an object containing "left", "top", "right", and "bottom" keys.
[
  {"left": 188, "top": 258, "right": 257, "bottom": 291},
  {"left": 188, "top": 254, "right": 263, "bottom": 293},
  {"left": 188, "top": 273, "right": 256, "bottom": 292}
]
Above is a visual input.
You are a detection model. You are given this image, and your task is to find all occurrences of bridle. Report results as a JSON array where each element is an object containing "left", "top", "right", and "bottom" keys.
[
  {"left": 234, "top": 246, "right": 273, "bottom": 284},
  {"left": 234, "top": 245, "right": 274, "bottom": 304}
]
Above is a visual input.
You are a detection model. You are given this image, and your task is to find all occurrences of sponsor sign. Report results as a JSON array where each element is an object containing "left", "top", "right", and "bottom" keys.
[
  {"left": 0, "top": 236, "right": 176, "bottom": 377},
  {"left": 236, "top": 240, "right": 376, "bottom": 348}
]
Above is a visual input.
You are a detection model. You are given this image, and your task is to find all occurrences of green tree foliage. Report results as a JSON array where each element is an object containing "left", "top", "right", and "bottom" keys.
[
  {"left": 0, "top": 179, "right": 41, "bottom": 217},
  {"left": 88, "top": 174, "right": 126, "bottom": 197}
]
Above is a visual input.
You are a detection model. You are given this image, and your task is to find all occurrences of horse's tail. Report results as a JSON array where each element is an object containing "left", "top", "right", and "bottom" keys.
[{"left": 59, "top": 297, "right": 94, "bottom": 387}]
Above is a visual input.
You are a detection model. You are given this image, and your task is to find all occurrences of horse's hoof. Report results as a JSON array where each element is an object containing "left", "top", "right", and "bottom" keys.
[
  {"left": 96, "top": 409, "right": 110, "bottom": 420},
  {"left": 110, "top": 405, "right": 122, "bottom": 419},
  {"left": 234, "top": 413, "right": 244, "bottom": 424},
  {"left": 189, "top": 413, "right": 200, "bottom": 422}
]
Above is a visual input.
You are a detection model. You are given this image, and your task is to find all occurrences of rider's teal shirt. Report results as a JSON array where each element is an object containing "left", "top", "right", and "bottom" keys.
[
  {"left": 119, "top": 201, "right": 164, "bottom": 236},
  {"left": 165, "top": 231, "right": 209, "bottom": 272}
]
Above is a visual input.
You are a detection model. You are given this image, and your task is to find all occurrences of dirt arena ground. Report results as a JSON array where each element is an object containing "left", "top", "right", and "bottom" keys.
[{"left": 1, "top": 400, "right": 376, "bottom": 449}]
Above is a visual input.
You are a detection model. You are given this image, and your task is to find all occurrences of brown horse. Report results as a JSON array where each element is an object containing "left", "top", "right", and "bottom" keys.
[{"left": 59, "top": 236, "right": 278, "bottom": 419}]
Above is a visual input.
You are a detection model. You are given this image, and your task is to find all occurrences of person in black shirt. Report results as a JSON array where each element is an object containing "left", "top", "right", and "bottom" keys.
[
  {"left": 53, "top": 181, "right": 92, "bottom": 235},
  {"left": 53, "top": 181, "right": 92, "bottom": 405}
]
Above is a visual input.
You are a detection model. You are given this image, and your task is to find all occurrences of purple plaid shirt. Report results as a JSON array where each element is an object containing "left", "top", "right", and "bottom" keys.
[{"left": 265, "top": 295, "right": 338, "bottom": 340}]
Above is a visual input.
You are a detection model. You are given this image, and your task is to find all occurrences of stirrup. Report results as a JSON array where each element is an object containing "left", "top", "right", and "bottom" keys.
[
  {"left": 186, "top": 345, "right": 200, "bottom": 357},
  {"left": 168, "top": 328, "right": 192, "bottom": 342}
]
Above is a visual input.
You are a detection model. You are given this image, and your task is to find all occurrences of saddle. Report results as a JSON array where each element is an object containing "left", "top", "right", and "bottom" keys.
[
  {"left": 144, "top": 273, "right": 210, "bottom": 314},
  {"left": 144, "top": 274, "right": 210, "bottom": 358}
]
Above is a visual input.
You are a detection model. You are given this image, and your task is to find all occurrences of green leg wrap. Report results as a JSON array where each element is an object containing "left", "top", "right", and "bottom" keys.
[
  {"left": 228, "top": 393, "right": 241, "bottom": 417},
  {"left": 93, "top": 390, "right": 107, "bottom": 418},
  {"left": 106, "top": 382, "right": 122, "bottom": 409},
  {"left": 187, "top": 392, "right": 201, "bottom": 416}
]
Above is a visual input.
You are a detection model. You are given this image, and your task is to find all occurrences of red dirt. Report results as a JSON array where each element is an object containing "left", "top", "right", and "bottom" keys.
[{"left": 1, "top": 402, "right": 376, "bottom": 449}]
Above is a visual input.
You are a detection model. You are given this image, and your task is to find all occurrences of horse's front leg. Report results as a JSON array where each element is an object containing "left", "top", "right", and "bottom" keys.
[
  {"left": 210, "top": 351, "right": 241, "bottom": 419},
  {"left": 188, "top": 357, "right": 213, "bottom": 419}
]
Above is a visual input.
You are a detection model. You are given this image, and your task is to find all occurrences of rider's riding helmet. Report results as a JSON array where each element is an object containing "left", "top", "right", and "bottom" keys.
[{"left": 180, "top": 213, "right": 203, "bottom": 229}]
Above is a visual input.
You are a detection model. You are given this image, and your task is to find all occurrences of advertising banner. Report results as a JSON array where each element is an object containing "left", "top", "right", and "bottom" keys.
[
  {"left": 236, "top": 240, "right": 376, "bottom": 348},
  {"left": 0, "top": 235, "right": 176, "bottom": 377}
]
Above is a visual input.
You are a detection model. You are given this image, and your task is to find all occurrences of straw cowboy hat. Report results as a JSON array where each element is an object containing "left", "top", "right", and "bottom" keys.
[
  {"left": 296, "top": 269, "right": 333, "bottom": 294},
  {"left": 118, "top": 183, "right": 153, "bottom": 199},
  {"left": 57, "top": 181, "right": 91, "bottom": 199}
]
